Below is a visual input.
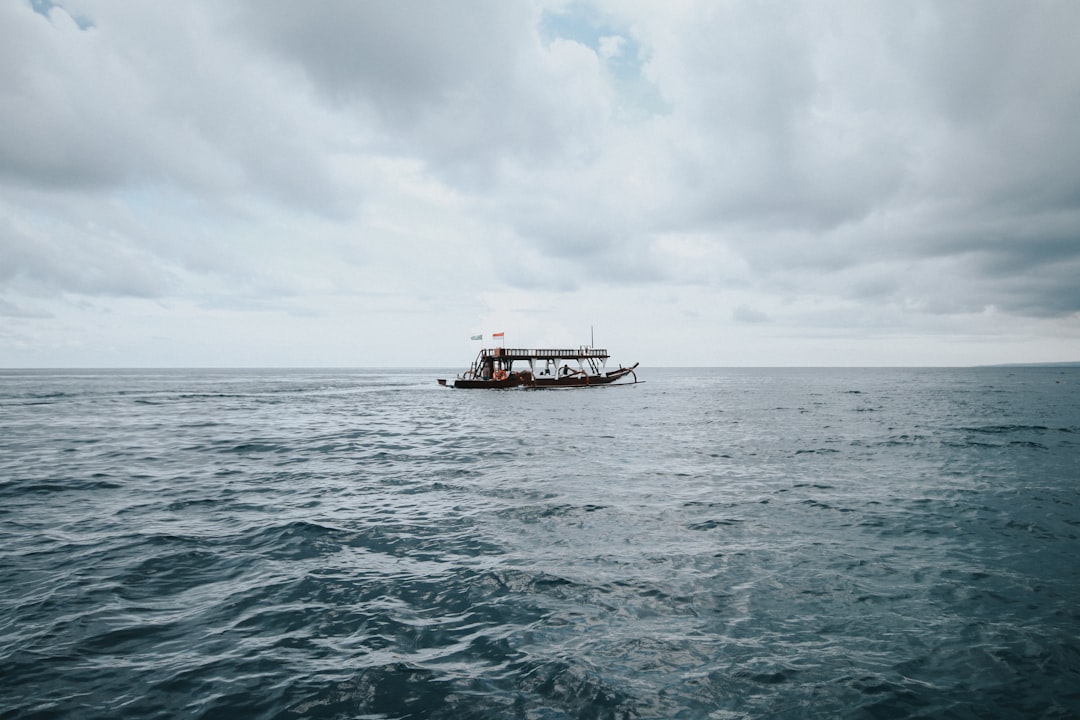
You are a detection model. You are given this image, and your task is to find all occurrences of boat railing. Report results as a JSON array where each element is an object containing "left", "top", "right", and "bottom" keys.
[{"left": 483, "top": 347, "right": 609, "bottom": 359}]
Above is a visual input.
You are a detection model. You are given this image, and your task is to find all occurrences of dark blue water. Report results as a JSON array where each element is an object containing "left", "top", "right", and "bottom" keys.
[{"left": 2, "top": 367, "right": 1078, "bottom": 719}]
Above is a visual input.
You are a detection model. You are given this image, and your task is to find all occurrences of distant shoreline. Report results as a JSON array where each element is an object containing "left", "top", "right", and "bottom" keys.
[{"left": 981, "top": 361, "right": 1080, "bottom": 368}]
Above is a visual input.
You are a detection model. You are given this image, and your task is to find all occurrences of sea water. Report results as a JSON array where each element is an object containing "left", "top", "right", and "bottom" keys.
[{"left": 1, "top": 367, "right": 1078, "bottom": 719}]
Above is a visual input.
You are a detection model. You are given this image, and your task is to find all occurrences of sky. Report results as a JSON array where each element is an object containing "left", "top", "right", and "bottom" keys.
[{"left": 2, "top": 0, "right": 1079, "bottom": 368}]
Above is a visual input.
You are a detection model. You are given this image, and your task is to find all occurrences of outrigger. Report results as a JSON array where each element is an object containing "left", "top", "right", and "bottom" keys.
[{"left": 437, "top": 347, "right": 640, "bottom": 389}]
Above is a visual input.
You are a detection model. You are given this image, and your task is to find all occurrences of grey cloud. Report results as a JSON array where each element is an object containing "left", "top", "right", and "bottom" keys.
[
  {"left": 0, "top": 3, "right": 351, "bottom": 217},
  {"left": 0, "top": 297, "right": 53, "bottom": 318},
  {"left": 888, "top": 212, "right": 1080, "bottom": 318},
  {"left": 0, "top": 5, "right": 131, "bottom": 190},
  {"left": 658, "top": 2, "right": 1080, "bottom": 225},
  {"left": 633, "top": 1, "right": 1080, "bottom": 322},
  {"left": 232, "top": 1, "right": 526, "bottom": 118},
  {"left": 649, "top": 4, "right": 906, "bottom": 232},
  {"left": 970, "top": 240, "right": 1080, "bottom": 318},
  {"left": 733, "top": 304, "right": 769, "bottom": 323},
  {"left": 231, "top": 1, "right": 609, "bottom": 188},
  {"left": 0, "top": 214, "right": 170, "bottom": 298}
]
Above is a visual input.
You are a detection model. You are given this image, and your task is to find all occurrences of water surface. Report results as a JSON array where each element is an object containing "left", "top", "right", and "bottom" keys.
[{"left": 2, "top": 367, "right": 1078, "bottom": 718}]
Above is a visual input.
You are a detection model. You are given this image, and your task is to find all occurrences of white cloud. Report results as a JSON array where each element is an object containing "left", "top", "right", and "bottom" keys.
[{"left": 597, "top": 35, "right": 625, "bottom": 60}]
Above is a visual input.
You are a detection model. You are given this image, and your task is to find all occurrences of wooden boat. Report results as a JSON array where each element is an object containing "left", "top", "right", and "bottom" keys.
[{"left": 437, "top": 347, "right": 639, "bottom": 389}]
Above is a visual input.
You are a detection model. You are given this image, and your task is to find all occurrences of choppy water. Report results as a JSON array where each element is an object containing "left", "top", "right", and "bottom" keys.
[{"left": 1, "top": 367, "right": 1078, "bottom": 719}]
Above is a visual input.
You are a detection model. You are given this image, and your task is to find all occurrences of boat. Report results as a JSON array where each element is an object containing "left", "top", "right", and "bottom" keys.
[{"left": 437, "top": 346, "right": 640, "bottom": 389}]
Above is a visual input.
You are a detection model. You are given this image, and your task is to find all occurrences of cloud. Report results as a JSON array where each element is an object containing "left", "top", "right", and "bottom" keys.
[
  {"left": 0, "top": 206, "right": 173, "bottom": 298},
  {"left": 1, "top": 0, "right": 1078, "bottom": 366},
  {"left": 597, "top": 35, "right": 625, "bottom": 60},
  {"left": 0, "top": 297, "right": 52, "bottom": 319},
  {"left": 231, "top": 1, "right": 611, "bottom": 189},
  {"left": 628, "top": 1, "right": 1080, "bottom": 319},
  {"left": 733, "top": 304, "right": 769, "bottom": 324},
  {"left": 0, "top": 2, "right": 356, "bottom": 216}
]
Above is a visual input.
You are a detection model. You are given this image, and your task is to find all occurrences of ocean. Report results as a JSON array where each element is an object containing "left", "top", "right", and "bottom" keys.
[{"left": 1, "top": 367, "right": 1078, "bottom": 719}]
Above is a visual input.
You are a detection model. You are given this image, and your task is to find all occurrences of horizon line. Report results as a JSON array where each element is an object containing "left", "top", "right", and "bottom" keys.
[{"left": 2, "top": 362, "right": 1079, "bottom": 371}]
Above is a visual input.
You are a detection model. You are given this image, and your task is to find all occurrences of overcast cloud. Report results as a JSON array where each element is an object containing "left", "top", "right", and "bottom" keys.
[{"left": 2, "top": 0, "right": 1078, "bottom": 367}]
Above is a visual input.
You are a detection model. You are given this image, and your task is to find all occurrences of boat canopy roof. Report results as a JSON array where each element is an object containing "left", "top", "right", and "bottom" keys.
[{"left": 480, "top": 347, "right": 609, "bottom": 361}]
